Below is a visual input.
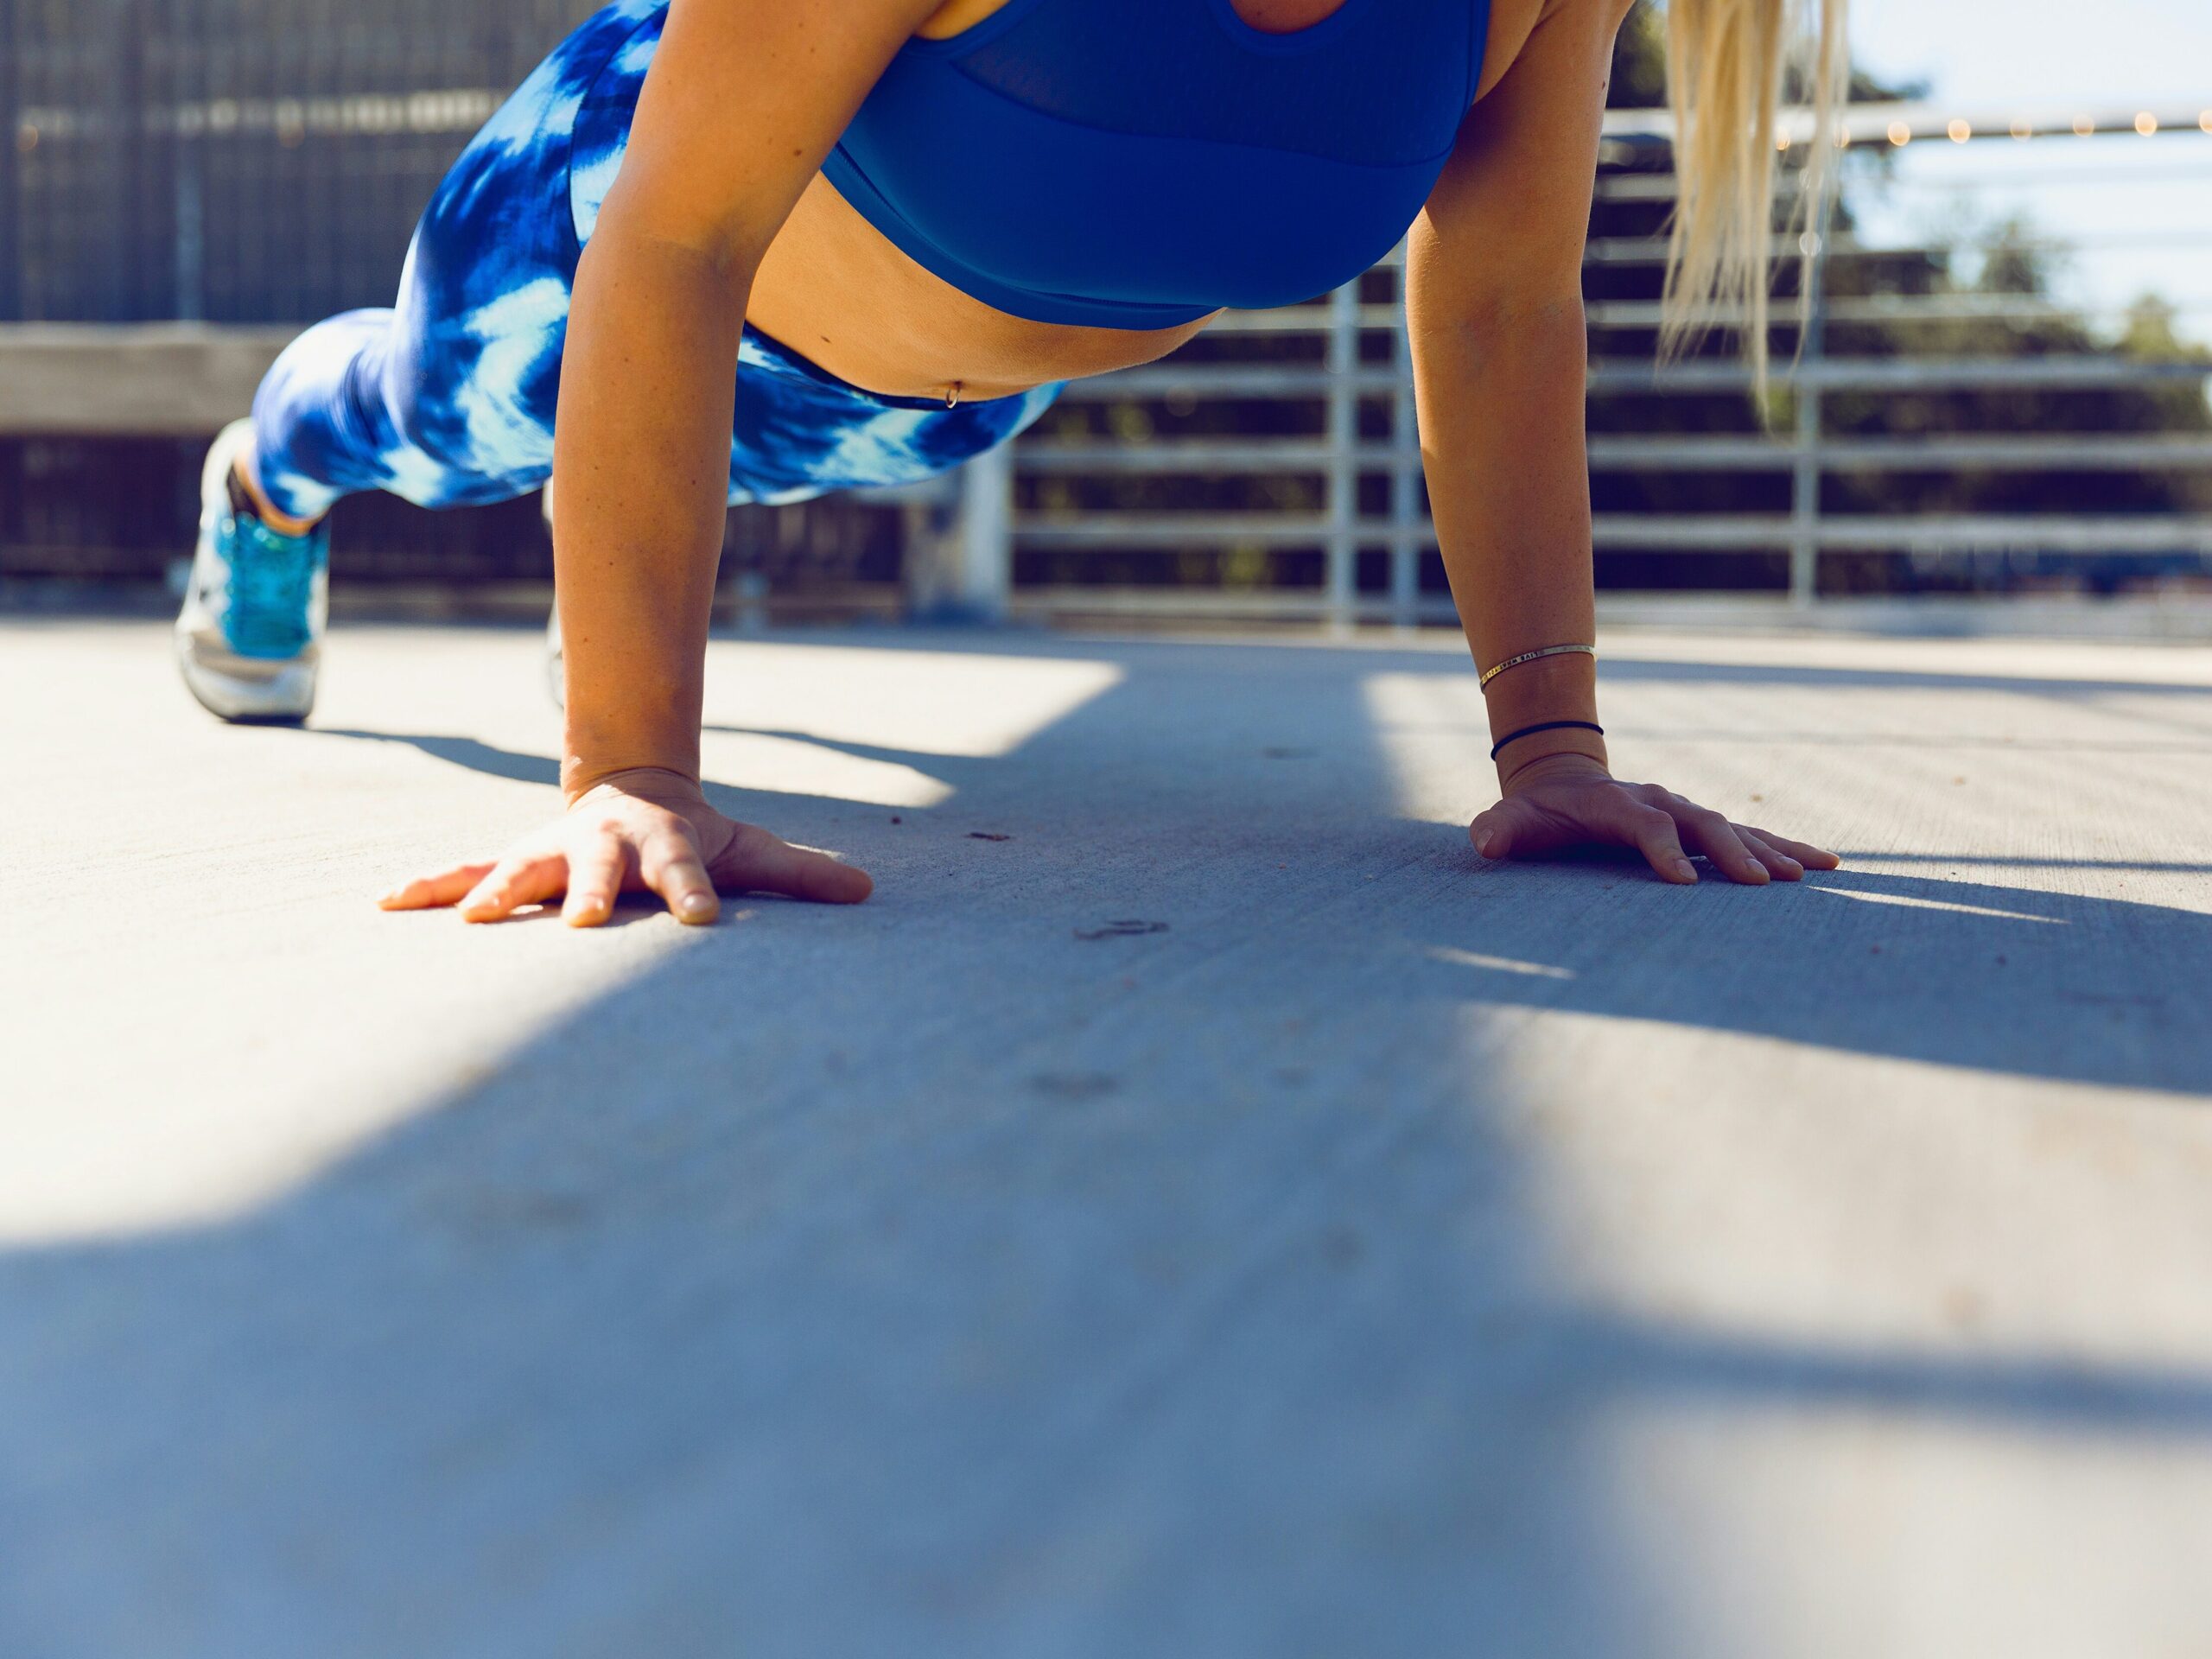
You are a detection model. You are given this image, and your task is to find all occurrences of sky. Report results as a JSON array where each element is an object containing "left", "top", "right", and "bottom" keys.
[
  {"left": 1848, "top": 0, "right": 2212, "bottom": 109},
  {"left": 1839, "top": 0, "right": 2212, "bottom": 340}
]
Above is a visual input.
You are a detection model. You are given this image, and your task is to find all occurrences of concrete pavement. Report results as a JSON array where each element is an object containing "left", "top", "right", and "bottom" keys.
[{"left": 3, "top": 615, "right": 2211, "bottom": 1656}]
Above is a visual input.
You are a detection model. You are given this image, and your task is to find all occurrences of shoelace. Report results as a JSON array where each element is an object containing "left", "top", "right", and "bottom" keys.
[{"left": 223, "top": 513, "right": 322, "bottom": 656}]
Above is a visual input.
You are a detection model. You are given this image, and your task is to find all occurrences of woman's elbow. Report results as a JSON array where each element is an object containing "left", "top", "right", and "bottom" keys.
[{"left": 1407, "top": 273, "right": 1586, "bottom": 353}]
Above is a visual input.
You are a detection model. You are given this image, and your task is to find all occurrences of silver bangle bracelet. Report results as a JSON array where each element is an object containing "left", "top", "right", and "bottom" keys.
[{"left": 1477, "top": 641, "right": 1596, "bottom": 690}]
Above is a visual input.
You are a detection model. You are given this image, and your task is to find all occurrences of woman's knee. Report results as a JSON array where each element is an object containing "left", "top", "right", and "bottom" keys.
[
  {"left": 249, "top": 309, "right": 402, "bottom": 520},
  {"left": 377, "top": 278, "right": 569, "bottom": 505}
]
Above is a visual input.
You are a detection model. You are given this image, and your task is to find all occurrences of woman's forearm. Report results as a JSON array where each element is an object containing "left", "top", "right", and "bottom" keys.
[
  {"left": 551, "top": 217, "right": 753, "bottom": 803},
  {"left": 1409, "top": 288, "right": 1607, "bottom": 779}
]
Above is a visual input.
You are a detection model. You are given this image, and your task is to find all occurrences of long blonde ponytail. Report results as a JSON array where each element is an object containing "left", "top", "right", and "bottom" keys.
[{"left": 1659, "top": 0, "right": 1850, "bottom": 392}]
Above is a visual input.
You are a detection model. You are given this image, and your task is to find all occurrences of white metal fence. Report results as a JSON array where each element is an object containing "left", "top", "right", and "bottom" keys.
[
  {"left": 896, "top": 99, "right": 2212, "bottom": 627},
  {"left": 3, "top": 86, "right": 2209, "bottom": 617}
]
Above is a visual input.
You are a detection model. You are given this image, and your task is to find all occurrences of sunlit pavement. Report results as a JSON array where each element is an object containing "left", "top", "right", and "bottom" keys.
[{"left": 5, "top": 615, "right": 2212, "bottom": 1656}]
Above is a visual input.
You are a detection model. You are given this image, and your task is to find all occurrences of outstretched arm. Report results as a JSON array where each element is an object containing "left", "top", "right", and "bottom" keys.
[
  {"left": 1407, "top": 0, "right": 1835, "bottom": 883},
  {"left": 385, "top": 0, "right": 944, "bottom": 925}
]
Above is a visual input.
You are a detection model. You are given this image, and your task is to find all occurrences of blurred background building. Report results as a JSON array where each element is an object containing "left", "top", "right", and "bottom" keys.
[{"left": 1, "top": 0, "right": 2207, "bottom": 626}]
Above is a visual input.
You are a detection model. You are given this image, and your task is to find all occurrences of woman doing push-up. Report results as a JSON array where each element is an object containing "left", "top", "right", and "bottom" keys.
[{"left": 174, "top": 0, "right": 1847, "bottom": 925}]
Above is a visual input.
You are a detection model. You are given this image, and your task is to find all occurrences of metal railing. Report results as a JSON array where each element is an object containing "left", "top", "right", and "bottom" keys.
[
  {"left": 2, "top": 11, "right": 2209, "bottom": 620},
  {"left": 925, "top": 99, "right": 2212, "bottom": 626}
]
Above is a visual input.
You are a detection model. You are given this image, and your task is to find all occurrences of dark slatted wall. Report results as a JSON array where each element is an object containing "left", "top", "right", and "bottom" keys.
[
  {"left": 0, "top": 0, "right": 592, "bottom": 323},
  {"left": 0, "top": 0, "right": 905, "bottom": 604}
]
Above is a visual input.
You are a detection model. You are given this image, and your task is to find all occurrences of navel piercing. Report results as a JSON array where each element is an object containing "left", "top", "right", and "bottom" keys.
[{"left": 944, "top": 381, "right": 962, "bottom": 408}]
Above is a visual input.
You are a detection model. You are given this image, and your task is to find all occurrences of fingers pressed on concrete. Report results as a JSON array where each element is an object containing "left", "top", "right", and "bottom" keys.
[
  {"left": 379, "top": 862, "right": 497, "bottom": 910},
  {"left": 1683, "top": 810, "right": 1770, "bottom": 884},
  {"left": 640, "top": 835, "right": 719, "bottom": 925},
  {"left": 1629, "top": 806, "right": 1698, "bottom": 883},
  {"left": 562, "top": 838, "right": 629, "bottom": 926},
  {"left": 1736, "top": 829, "right": 1805, "bottom": 881},
  {"left": 727, "top": 826, "right": 874, "bottom": 906},
  {"left": 459, "top": 854, "right": 564, "bottom": 923}
]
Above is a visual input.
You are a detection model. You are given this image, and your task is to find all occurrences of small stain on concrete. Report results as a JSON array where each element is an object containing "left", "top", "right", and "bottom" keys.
[{"left": 1075, "top": 920, "right": 1169, "bottom": 940}]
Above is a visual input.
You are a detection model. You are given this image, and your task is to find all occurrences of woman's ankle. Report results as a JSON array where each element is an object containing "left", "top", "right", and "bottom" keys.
[{"left": 232, "top": 447, "right": 324, "bottom": 537}]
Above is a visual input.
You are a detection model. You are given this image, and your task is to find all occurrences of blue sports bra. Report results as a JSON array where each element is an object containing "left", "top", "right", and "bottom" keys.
[{"left": 820, "top": 0, "right": 1492, "bottom": 330}]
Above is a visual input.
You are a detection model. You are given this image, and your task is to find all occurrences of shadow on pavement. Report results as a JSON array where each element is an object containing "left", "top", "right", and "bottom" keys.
[
  {"left": 1605, "top": 654, "right": 2212, "bottom": 702},
  {"left": 5, "top": 632, "right": 2207, "bottom": 1656},
  {"left": 313, "top": 727, "right": 563, "bottom": 787}
]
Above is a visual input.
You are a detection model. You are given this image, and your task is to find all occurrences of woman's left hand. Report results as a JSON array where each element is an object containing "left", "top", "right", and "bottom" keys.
[{"left": 1468, "top": 752, "right": 1840, "bottom": 885}]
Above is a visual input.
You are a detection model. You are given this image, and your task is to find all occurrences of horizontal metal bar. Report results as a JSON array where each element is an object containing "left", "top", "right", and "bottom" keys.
[
  {"left": 1010, "top": 588, "right": 2212, "bottom": 632},
  {"left": 1012, "top": 512, "right": 2212, "bottom": 554},
  {"left": 1585, "top": 294, "right": 2212, "bottom": 327},
  {"left": 1796, "top": 436, "right": 2212, "bottom": 471},
  {"left": 1052, "top": 367, "right": 1378, "bottom": 400},
  {"left": 1020, "top": 441, "right": 1351, "bottom": 472},
  {"left": 1016, "top": 439, "right": 1378, "bottom": 475},
  {"left": 1600, "top": 98, "right": 2212, "bottom": 145},
  {"left": 1051, "top": 356, "right": 2209, "bottom": 403},
  {"left": 1015, "top": 514, "right": 1366, "bottom": 547},
  {"left": 1016, "top": 435, "right": 2212, "bottom": 475},
  {"left": 1187, "top": 291, "right": 2205, "bottom": 336},
  {"left": 1596, "top": 162, "right": 2212, "bottom": 201},
  {"left": 1007, "top": 588, "right": 1442, "bottom": 623},
  {"left": 1589, "top": 515, "right": 2212, "bottom": 552},
  {"left": 1585, "top": 229, "right": 2212, "bottom": 264},
  {"left": 1212, "top": 293, "right": 2212, "bottom": 334},
  {"left": 1593, "top": 356, "right": 2212, "bottom": 391},
  {"left": 1583, "top": 436, "right": 2212, "bottom": 471}
]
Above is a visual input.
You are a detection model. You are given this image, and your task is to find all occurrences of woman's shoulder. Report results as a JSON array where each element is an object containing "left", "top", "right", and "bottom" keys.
[{"left": 1473, "top": 0, "right": 1627, "bottom": 103}]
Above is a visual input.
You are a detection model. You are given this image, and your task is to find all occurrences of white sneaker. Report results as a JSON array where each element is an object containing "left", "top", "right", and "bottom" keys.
[{"left": 173, "top": 418, "right": 329, "bottom": 722}]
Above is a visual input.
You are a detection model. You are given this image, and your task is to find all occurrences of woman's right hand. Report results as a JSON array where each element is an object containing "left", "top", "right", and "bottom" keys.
[{"left": 378, "top": 766, "right": 873, "bottom": 926}]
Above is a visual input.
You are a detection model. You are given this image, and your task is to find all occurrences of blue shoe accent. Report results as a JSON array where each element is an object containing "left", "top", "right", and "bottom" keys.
[
  {"left": 175, "top": 417, "right": 329, "bottom": 722},
  {"left": 218, "top": 511, "right": 328, "bottom": 660}
]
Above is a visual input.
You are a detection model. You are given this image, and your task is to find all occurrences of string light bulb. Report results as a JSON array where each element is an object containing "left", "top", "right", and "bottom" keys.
[
  {"left": 1887, "top": 120, "right": 1910, "bottom": 146},
  {"left": 2135, "top": 111, "right": 2158, "bottom": 136},
  {"left": 1948, "top": 118, "right": 1972, "bottom": 143}
]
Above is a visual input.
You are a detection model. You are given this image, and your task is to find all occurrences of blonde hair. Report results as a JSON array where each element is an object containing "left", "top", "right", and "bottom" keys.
[{"left": 1658, "top": 0, "right": 1851, "bottom": 393}]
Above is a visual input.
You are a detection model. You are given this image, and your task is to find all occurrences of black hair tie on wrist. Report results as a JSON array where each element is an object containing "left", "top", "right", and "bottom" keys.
[{"left": 1490, "top": 719, "right": 1605, "bottom": 761}]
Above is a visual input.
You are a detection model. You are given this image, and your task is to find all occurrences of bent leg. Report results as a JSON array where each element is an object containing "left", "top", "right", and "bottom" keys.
[
  {"left": 248, "top": 239, "right": 572, "bottom": 523},
  {"left": 245, "top": 7, "right": 643, "bottom": 520},
  {"left": 248, "top": 303, "right": 489, "bottom": 521},
  {"left": 251, "top": 0, "right": 1067, "bottom": 525}
]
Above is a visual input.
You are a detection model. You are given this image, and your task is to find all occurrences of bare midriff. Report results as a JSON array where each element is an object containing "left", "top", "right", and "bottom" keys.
[
  {"left": 742, "top": 0, "right": 1371, "bottom": 404},
  {"left": 743, "top": 173, "right": 1221, "bottom": 404}
]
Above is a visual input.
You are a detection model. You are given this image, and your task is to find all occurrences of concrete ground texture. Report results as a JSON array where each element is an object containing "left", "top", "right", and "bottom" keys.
[{"left": 3, "top": 614, "right": 2211, "bottom": 1657}]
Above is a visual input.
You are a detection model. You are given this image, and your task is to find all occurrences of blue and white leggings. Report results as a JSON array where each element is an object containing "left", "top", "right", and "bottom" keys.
[{"left": 249, "top": 0, "right": 1065, "bottom": 524}]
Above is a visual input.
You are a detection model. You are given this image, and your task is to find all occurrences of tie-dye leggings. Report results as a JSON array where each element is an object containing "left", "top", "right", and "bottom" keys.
[{"left": 248, "top": 0, "right": 1065, "bottom": 524}]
